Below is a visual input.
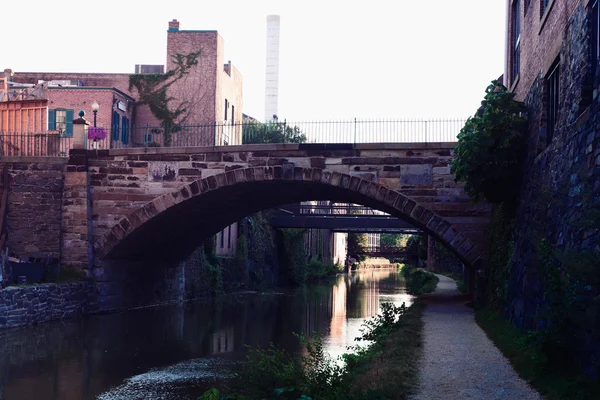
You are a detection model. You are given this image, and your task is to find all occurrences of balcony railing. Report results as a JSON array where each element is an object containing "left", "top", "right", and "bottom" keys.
[{"left": 0, "top": 118, "right": 467, "bottom": 157}]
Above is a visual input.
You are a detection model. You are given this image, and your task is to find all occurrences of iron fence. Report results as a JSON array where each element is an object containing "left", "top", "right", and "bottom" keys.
[
  {"left": 0, "top": 133, "right": 73, "bottom": 157},
  {"left": 0, "top": 118, "right": 467, "bottom": 156}
]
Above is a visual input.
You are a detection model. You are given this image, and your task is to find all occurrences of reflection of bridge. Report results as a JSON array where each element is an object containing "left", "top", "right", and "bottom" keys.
[{"left": 271, "top": 204, "right": 420, "bottom": 233}]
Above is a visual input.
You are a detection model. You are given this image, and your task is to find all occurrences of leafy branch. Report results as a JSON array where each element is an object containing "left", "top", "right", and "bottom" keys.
[{"left": 451, "top": 80, "right": 528, "bottom": 203}]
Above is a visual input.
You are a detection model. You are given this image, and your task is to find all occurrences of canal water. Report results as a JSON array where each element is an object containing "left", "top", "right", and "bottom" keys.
[{"left": 0, "top": 268, "right": 412, "bottom": 400}]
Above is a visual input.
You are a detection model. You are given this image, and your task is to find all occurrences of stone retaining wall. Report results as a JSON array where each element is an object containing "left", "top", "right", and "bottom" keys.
[{"left": 0, "top": 282, "right": 89, "bottom": 329}]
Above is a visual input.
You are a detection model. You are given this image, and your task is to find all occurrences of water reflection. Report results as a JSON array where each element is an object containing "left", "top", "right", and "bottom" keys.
[{"left": 0, "top": 268, "right": 410, "bottom": 400}]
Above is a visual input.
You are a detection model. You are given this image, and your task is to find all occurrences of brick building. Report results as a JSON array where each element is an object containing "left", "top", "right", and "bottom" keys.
[
  {"left": 504, "top": 0, "right": 600, "bottom": 378},
  {"left": 7, "top": 19, "right": 243, "bottom": 147}
]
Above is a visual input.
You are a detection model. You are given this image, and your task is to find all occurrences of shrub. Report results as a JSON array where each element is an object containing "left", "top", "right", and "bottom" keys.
[{"left": 451, "top": 80, "right": 528, "bottom": 203}]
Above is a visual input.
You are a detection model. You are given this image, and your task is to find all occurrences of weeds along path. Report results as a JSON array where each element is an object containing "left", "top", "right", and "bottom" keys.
[{"left": 410, "top": 274, "right": 542, "bottom": 400}]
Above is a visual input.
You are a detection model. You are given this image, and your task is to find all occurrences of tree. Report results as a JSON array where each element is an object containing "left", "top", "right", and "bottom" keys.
[
  {"left": 451, "top": 80, "right": 528, "bottom": 204},
  {"left": 380, "top": 233, "right": 411, "bottom": 248},
  {"left": 348, "top": 233, "right": 368, "bottom": 262},
  {"left": 242, "top": 120, "right": 307, "bottom": 144}
]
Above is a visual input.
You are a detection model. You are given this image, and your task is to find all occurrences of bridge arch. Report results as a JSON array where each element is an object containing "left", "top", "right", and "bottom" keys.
[{"left": 94, "top": 166, "right": 485, "bottom": 270}]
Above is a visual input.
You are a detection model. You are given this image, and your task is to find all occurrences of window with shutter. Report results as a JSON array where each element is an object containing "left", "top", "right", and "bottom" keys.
[
  {"left": 122, "top": 116, "right": 129, "bottom": 145},
  {"left": 112, "top": 112, "right": 120, "bottom": 141},
  {"left": 48, "top": 109, "right": 56, "bottom": 130},
  {"left": 64, "top": 109, "right": 74, "bottom": 137}
]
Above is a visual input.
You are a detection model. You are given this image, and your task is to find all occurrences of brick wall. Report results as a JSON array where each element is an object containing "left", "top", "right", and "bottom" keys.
[
  {"left": 166, "top": 28, "right": 219, "bottom": 124},
  {"left": 507, "top": 0, "right": 580, "bottom": 98},
  {"left": 507, "top": 1, "right": 600, "bottom": 378},
  {"left": 0, "top": 159, "right": 66, "bottom": 261}
]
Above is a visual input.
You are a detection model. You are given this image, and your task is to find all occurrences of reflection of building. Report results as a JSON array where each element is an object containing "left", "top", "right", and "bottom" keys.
[
  {"left": 211, "top": 327, "right": 235, "bottom": 354},
  {"left": 329, "top": 277, "right": 347, "bottom": 339}
]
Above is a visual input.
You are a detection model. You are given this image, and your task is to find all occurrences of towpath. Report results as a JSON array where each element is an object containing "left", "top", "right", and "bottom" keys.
[{"left": 410, "top": 274, "right": 542, "bottom": 400}]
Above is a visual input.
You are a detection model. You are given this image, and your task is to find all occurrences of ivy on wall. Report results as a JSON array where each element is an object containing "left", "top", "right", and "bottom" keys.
[{"left": 129, "top": 50, "right": 202, "bottom": 128}]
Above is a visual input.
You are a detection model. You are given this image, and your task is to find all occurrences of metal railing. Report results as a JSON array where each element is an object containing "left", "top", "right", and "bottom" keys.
[
  {"left": 0, "top": 133, "right": 73, "bottom": 157},
  {"left": 0, "top": 118, "right": 466, "bottom": 157},
  {"left": 280, "top": 203, "right": 390, "bottom": 216}
]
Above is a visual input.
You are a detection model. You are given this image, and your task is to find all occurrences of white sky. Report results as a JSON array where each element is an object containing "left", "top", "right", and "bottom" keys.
[{"left": 4, "top": 0, "right": 506, "bottom": 122}]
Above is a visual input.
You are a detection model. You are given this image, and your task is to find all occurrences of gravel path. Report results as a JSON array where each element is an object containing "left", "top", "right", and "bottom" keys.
[{"left": 410, "top": 274, "right": 543, "bottom": 400}]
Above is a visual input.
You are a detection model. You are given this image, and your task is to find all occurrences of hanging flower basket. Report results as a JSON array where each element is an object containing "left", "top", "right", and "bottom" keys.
[{"left": 88, "top": 127, "right": 107, "bottom": 141}]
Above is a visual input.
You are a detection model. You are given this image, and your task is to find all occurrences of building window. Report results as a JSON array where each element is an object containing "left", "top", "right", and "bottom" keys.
[
  {"left": 121, "top": 116, "right": 130, "bottom": 145},
  {"left": 512, "top": 0, "right": 521, "bottom": 83},
  {"left": 111, "top": 112, "right": 120, "bottom": 141},
  {"left": 220, "top": 229, "right": 225, "bottom": 248},
  {"left": 224, "top": 99, "right": 229, "bottom": 121},
  {"left": 48, "top": 109, "right": 74, "bottom": 136},
  {"left": 227, "top": 224, "right": 231, "bottom": 249},
  {"left": 231, "top": 105, "right": 235, "bottom": 125},
  {"left": 546, "top": 61, "right": 560, "bottom": 144},
  {"left": 593, "top": 1, "right": 599, "bottom": 79}
]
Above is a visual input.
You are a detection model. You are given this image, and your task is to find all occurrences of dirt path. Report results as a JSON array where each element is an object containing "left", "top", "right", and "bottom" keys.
[{"left": 410, "top": 274, "right": 542, "bottom": 400}]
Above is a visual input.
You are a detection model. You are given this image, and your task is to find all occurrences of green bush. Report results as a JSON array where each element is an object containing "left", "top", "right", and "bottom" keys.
[
  {"left": 451, "top": 80, "right": 528, "bottom": 204},
  {"left": 401, "top": 265, "right": 439, "bottom": 295},
  {"left": 213, "top": 302, "right": 415, "bottom": 400}
]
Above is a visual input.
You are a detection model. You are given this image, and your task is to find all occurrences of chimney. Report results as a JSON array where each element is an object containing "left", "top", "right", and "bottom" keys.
[
  {"left": 3, "top": 69, "right": 13, "bottom": 82},
  {"left": 168, "top": 19, "right": 180, "bottom": 32},
  {"left": 265, "top": 15, "right": 281, "bottom": 122}
]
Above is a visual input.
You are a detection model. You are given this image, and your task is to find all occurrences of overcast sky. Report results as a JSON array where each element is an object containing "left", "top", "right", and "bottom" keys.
[{"left": 4, "top": 0, "right": 506, "bottom": 121}]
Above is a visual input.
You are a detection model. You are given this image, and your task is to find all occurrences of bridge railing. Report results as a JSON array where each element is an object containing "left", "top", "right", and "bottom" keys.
[
  {"left": 279, "top": 203, "right": 391, "bottom": 216},
  {"left": 0, "top": 118, "right": 467, "bottom": 156},
  {"left": 354, "top": 246, "right": 418, "bottom": 255}
]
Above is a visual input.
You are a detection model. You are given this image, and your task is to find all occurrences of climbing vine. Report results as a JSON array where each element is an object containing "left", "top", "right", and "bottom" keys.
[
  {"left": 129, "top": 50, "right": 202, "bottom": 129},
  {"left": 451, "top": 80, "right": 528, "bottom": 204}
]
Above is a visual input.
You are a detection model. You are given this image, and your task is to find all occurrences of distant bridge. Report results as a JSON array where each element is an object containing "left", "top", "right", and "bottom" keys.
[
  {"left": 270, "top": 204, "right": 420, "bottom": 233},
  {"left": 354, "top": 246, "right": 418, "bottom": 259}
]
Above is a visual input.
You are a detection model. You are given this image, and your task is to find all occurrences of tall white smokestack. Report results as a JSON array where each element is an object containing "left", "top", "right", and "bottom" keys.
[{"left": 265, "top": 15, "right": 280, "bottom": 121}]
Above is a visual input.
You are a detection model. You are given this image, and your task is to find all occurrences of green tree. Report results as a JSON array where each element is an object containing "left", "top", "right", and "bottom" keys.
[
  {"left": 406, "top": 235, "right": 427, "bottom": 260},
  {"left": 451, "top": 80, "right": 528, "bottom": 204},
  {"left": 380, "top": 233, "right": 411, "bottom": 248},
  {"left": 348, "top": 232, "right": 368, "bottom": 261},
  {"left": 242, "top": 120, "right": 307, "bottom": 144}
]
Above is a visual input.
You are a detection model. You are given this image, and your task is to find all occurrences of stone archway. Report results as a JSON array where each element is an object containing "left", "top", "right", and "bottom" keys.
[{"left": 94, "top": 166, "right": 485, "bottom": 269}]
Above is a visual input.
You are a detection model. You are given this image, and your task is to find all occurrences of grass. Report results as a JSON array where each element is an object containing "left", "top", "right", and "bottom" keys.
[
  {"left": 345, "top": 301, "right": 426, "bottom": 399},
  {"left": 400, "top": 264, "right": 439, "bottom": 295},
  {"left": 203, "top": 301, "right": 427, "bottom": 400},
  {"left": 474, "top": 308, "right": 600, "bottom": 400}
]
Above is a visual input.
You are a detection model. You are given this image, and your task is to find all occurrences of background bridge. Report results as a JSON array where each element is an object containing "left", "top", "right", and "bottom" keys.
[{"left": 271, "top": 204, "right": 420, "bottom": 233}]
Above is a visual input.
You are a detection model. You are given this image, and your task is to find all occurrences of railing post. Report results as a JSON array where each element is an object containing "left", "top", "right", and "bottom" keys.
[{"left": 354, "top": 117, "right": 357, "bottom": 144}]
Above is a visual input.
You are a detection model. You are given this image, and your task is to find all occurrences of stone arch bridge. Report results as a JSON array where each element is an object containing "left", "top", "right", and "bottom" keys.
[{"left": 0, "top": 142, "right": 490, "bottom": 308}]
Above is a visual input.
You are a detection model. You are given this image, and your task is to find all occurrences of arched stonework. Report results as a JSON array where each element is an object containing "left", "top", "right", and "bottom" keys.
[{"left": 93, "top": 166, "right": 485, "bottom": 269}]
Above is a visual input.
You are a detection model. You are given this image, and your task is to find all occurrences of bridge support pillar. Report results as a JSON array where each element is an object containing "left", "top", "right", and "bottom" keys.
[
  {"left": 427, "top": 234, "right": 436, "bottom": 271},
  {"left": 61, "top": 149, "right": 92, "bottom": 271}
]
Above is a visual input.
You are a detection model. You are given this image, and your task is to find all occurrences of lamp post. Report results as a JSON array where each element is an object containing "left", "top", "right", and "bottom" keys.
[{"left": 91, "top": 101, "right": 99, "bottom": 127}]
